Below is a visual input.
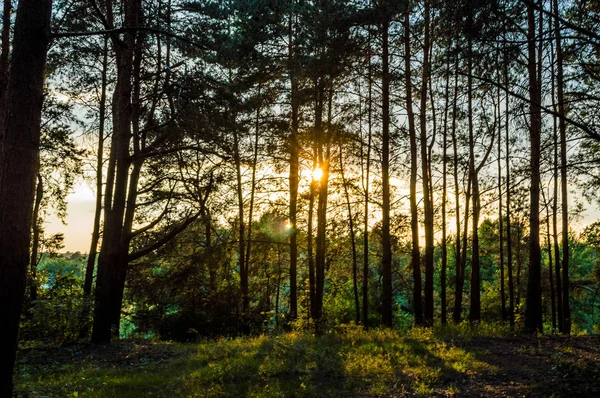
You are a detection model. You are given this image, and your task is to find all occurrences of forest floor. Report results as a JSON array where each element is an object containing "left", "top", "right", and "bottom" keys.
[{"left": 13, "top": 327, "right": 600, "bottom": 397}]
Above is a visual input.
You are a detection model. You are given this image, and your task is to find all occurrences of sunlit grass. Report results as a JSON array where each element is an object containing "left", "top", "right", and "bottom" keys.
[{"left": 14, "top": 328, "right": 506, "bottom": 397}]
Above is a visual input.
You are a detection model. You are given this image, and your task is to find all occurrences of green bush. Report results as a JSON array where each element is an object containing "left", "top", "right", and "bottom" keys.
[{"left": 21, "top": 256, "right": 87, "bottom": 345}]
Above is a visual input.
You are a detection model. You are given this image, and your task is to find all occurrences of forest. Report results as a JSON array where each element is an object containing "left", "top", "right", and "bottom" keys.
[{"left": 1, "top": 0, "right": 600, "bottom": 396}]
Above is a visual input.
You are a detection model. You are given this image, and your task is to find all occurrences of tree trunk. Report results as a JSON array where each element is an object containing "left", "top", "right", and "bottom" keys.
[
  {"left": 288, "top": 3, "right": 299, "bottom": 321},
  {"left": 0, "top": 1, "right": 51, "bottom": 394},
  {"left": 451, "top": 49, "right": 462, "bottom": 324},
  {"left": 243, "top": 95, "right": 261, "bottom": 332},
  {"left": 497, "top": 72, "right": 506, "bottom": 322},
  {"left": 340, "top": 148, "right": 360, "bottom": 323},
  {"left": 232, "top": 118, "right": 249, "bottom": 335},
  {"left": 92, "top": 0, "right": 139, "bottom": 344},
  {"left": 83, "top": 36, "right": 108, "bottom": 298},
  {"left": 419, "top": 0, "right": 434, "bottom": 327},
  {"left": 504, "top": 28, "right": 515, "bottom": 329},
  {"left": 29, "top": 174, "right": 43, "bottom": 302},
  {"left": 467, "top": 19, "right": 481, "bottom": 323},
  {"left": 546, "top": 203, "right": 556, "bottom": 331},
  {"left": 552, "top": 0, "right": 570, "bottom": 335},
  {"left": 0, "top": 0, "right": 11, "bottom": 105},
  {"left": 315, "top": 83, "right": 331, "bottom": 329},
  {"left": 525, "top": 0, "right": 543, "bottom": 333},
  {"left": 440, "top": 40, "right": 451, "bottom": 326},
  {"left": 308, "top": 153, "right": 316, "bottom": 319},
  {"left": 381, "top": 17, "right": 393, "bottom": 328},
  {"left": 312, "top": 76, "right": 326, "bottom": 326},
  {"left": 457, "top": 173, "right": 471, "bottom": 323},
  {"left": 80, "top": 36, "right": 109, "bottom": 338},
  {"left": 404, "top": 8, "right": 423, "bottom": 326},
  {"left": 362, "top": 41, "right": 373, "bottom": 328},
  {"left": 549, "top": 1, "right": 564, "bottom": 331}
]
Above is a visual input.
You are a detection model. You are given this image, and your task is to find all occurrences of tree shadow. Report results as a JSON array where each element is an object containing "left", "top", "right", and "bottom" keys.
[{"left": 446, "top": 335, "right": 600, "bottom": 397}]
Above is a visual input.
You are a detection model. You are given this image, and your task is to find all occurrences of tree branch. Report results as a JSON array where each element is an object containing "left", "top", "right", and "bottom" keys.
[{"left": 128, "top": 212, "right": 201, "bottom": 262}]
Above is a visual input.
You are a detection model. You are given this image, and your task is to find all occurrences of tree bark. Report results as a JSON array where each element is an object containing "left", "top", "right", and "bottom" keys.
[
  {"left": 0, "top": 0, "right": 11, "bottom": 105},
  {"left": 440, "top": 39, "right": 451, "bottom": 326},
  {"left": 467, "top": 14, "right": 481, "bottom": 323},
  {"left": 419, "top": 0, "right": 434, "bottom": 327},
  {"left": 451, "top": 48, "right": 462, "bottom": 324},
  {"left": 552, "top": 0, "right": 570, "bottom": 335},
  {"left": 29, "top": 174, "right": 43, "bottom": 302},
  {"left": 524, "top": 0, "right": 543, "bottom": 333},
  {"left": 340, "top": 148, "right": 360, "bottom": 323},
  {"left": 287, "top": 2, "right": 299, "bottom": 321},
  {"left": 80, "top": 37, "right": 109, "bottom": 338},
  {"left": 404, "top": 8, "right": 423, "bottom": 326},
  {"left": 504, "top": 26, "right": 515, "bottom": 329},
  {"left": 0, "top": 1, "right": 51, "bottom": 393},
  {"left": 92, "top": 0, "right": 139, "bottom": 344},
  {"left": 381, "top": 16, "right": 393, "bottom": 328},
  {"left": 549, "top": 1, "right": 563, "bottom": 331},
  {"left": 497, "top": 71, "right": 506, "bottom": 322},
  {"left": 362, "top": 41, "right": 373, "bottom": 328}
]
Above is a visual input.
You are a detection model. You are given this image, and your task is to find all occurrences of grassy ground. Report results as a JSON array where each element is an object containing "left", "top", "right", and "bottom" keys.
[{"left": 13, "top": 326, "right": 600, "bottom": 397}]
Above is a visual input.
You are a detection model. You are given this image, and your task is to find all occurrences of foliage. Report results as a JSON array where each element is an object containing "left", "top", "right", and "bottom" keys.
[{"left": 21, "top": 254, "right": 87, "bottom": 345}]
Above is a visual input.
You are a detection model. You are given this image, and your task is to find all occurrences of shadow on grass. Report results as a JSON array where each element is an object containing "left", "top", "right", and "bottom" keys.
[
  {"left": 23, "top": 331, "right": 591, "bottom": 397},
  {"left": 450, "top": 335, "right": 600, "bottom": 398}
]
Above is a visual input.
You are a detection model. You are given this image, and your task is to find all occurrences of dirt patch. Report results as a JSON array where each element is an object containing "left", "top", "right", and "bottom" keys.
[{"left": 17, "top": 339, "right": 189, "bottom": 369}]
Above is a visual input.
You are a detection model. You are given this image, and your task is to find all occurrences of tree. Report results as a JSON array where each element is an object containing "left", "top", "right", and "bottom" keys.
[
  {"left": 404, "top": 4, "right": 423, "bottom": 326},
  {"left": 419, "top": 0, "right": 434, "bottom": 327},
  {"left": 91, "top": 0, "right": 200, "bottom": 343},
  {"left": 0, "top": 0, "right": 52, "bottom": 393},
  {"left": 524, "top": 0, "right": 543, "bottom": 333}
]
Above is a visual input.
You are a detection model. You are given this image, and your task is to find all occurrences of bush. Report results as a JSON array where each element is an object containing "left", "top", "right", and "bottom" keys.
[{"left": 21, "top": 256, "right": 86, "bottom": 345}]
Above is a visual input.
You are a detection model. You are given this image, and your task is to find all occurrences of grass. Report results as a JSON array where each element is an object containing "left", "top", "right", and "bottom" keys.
[{"left": 13, "top": 325, "right": 600, "bottom": 397}]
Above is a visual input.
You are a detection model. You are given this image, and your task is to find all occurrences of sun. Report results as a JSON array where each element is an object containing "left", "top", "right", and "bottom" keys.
[{"left": 312, "top": 167, "right": 323, "bottom": 182}]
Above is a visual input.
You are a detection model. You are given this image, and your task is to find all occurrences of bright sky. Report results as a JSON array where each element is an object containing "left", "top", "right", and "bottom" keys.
[
  {"left": 44, "top": 182, "right": 96, "bottom": 253},
  {"left": 45, "top": 176, "right": 600, "bottom": 254}
]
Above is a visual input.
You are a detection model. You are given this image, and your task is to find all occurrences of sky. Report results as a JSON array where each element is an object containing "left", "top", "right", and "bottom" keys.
[
  {"left": 44, "top": 182, "right": 96, "bottom": 253},
  {"left": 45, "top": 177, "right": 600, "bottom": 254}
]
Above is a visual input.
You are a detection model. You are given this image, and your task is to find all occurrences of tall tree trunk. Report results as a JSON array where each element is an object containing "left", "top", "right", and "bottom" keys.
[
  {"left": 83, "top": 36, "right": 108, "bottom": 298},
  {"left": 516, "top": 224, "right": 523, "bottom": 311},
  {"left": 314, "top": 78, "right": 328, "bottom": 326},
  {"left": 0, "top": 0, "right": 11, "bottom": 105},
  {"left": 467, "top": 20, "right": 482, "bottom": 323},
  {"left": 457, "top": 172, "right": 472, "bottom": 322},
  {"left": 549, "top": 1, "right": 564, "bottom": 331},
  {"left": 451, "top": 49, "right": 462, "bottom": 324},
  {"left": 381, "top": 16, "right": 393, "bottom": 328},
  {"left": 308, "top": 154, "right": 317, "bottom": 319},
  {"left": 92, "top": 0, "right": 139, "bottom": 344},
  {"left": 546, "top": 200, "right": 556, "bottom": 331},
  {"left": 552, "top": 0, "right": 570, "bottom": 335},
  {"left": 233, "top": 119, "right": 249, "bottom": 335},
  {"left": 440, "top": 40, "right": 451, "bottom": 326},
  {"left": 80, "top": 37, "right": 109, "bottom": 338},
  {"left": 340, "top": 148, "right": 360, "bottom": 323},
  {"left": 404, "top": 8, "right": 423, "bottom": 326},
  {"left": 287, "top": 1, "right": 299, "bottom": 321},
  {"left": 362, "top": 43, "right": 373, "bottom": 328},
  {"left": 497, "top": 72, "right": 506, "bottom": 322},
  {"left": 243, "top": 94, "right": 261, "bottom": 330},
  {"left": 419, "top": 0, "right": 434, "bottom": 327},
  {"left": 504, "top": 29, "right": 515, "bottom": 329},
  {"left": 0, "top": 1, "right": 51, "bottom": 393},
  {"left": 275, "top": 248, "right": 282, "bottom": 327},
  {"left": 29, "top": 174, "right": 43, "bottom": 302},
  {"left": 525, "top": 0, "right": 543, "bottom": 333}
]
